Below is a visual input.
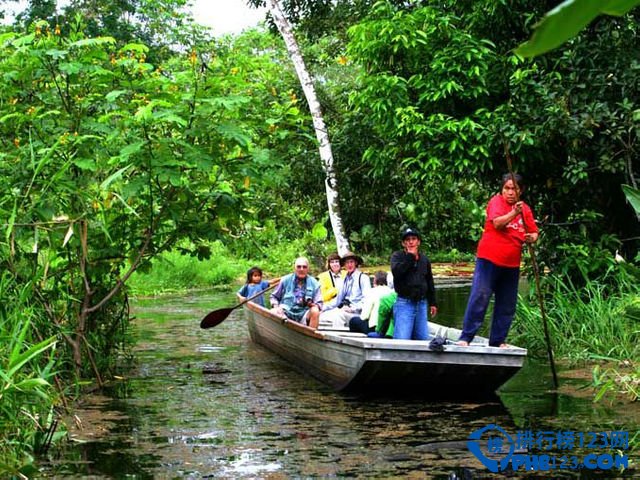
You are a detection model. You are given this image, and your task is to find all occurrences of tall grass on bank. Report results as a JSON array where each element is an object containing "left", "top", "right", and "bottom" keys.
[
  {"left": 128, "top": 238, "right": 479, "bottom": 297},
  {"left": 513, "top": 276, "right": 640, "bottom": 361},
  {"left": 128, "top": 242, "right": 252, "bottom": 295},
  {"left": 511, "top": 274, "right": 640, "bottom": 400},
  {"left": 127, "top": 239, "right": 342, "bottom": 296},
  {"left": 0, "top": 276, "right": 61, "bottom": 477}
]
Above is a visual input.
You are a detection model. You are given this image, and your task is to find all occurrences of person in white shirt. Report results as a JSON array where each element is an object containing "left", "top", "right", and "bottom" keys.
[
  {"left": 318, "top": 251, "right": 371, "bottom": 330},
  {"left": 349, "top": 271, "right": 393, "bottom": 334}
]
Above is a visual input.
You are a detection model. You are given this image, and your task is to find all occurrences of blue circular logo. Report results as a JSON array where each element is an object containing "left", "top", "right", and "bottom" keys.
[{"left": 467, "top": 424, "right": 515, "bottom": 473}]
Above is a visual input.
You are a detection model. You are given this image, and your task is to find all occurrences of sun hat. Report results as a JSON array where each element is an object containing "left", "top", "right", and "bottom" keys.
[{"left": 340, "top": 251, "right": 363, "bottom": 266}]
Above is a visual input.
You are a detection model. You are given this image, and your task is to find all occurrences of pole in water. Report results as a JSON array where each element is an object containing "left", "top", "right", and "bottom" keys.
[{"left": 504, "top": 143, "right": 559, "bottom": 389}]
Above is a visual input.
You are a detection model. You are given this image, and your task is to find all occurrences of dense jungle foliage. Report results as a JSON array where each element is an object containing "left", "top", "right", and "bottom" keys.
[{"left": 0, "top": 0, "right": 639, "bottom": 474}]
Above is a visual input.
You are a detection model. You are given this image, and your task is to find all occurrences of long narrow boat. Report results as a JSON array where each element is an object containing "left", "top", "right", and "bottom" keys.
[{"left": 241, "top": 299, "right": 527, "bottom": 397}]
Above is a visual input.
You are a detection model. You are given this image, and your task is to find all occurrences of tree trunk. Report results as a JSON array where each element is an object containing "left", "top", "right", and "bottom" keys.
[{"left": 265, "top": 0, "right": 350, "bottom": 255}]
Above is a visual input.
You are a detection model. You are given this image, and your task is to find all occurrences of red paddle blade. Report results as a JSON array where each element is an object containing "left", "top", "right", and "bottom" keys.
[{"left": 200, "top": 307, "right": 234, "bottom": 329}]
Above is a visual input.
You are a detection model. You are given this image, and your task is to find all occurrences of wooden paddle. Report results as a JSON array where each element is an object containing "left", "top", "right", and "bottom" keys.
[{"left": 200, "top": 282, "right": 278, "bottom": 329}]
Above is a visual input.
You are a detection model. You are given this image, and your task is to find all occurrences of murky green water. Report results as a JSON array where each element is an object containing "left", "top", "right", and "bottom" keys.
[{"left": 39, "top": 286, "right": 639, "bottom": 479}]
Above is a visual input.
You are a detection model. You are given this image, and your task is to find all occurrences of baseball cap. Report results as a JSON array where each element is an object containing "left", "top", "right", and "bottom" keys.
[{"left": 401, "top": 227, "right": 421, "bottom": 240}]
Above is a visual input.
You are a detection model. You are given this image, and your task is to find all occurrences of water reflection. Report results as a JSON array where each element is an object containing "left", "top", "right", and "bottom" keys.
[{"left": 39, "top": 289, "right": 639, "bottom": 479}]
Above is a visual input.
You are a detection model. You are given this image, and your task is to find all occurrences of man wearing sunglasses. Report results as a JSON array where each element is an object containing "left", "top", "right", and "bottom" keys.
[{"left": 270, "top": 257, "right": 322, "bottom": 328}]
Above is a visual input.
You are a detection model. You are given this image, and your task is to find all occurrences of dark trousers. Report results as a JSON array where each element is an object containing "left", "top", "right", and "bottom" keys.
[
  {"left": 349, "top": 316, "right": 373, "bottom": 334},
  {"left": 459, "top": 258, "right": 520, "bottom": 346}
]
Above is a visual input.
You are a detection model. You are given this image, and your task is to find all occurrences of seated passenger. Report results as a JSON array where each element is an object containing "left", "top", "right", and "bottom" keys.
[
  {"left": 318, "top": 251, "right": 371, "bottom": 330},
  {"left": 317, "top": 252, "right": 344, "bottom": 304},
  {"left": 368, "top": 291, "right": 398, "bottom": 338},
  {"left": 269, "top": 257, "right": 322, "bottom": 328},
  {"left": 349, "top": 271, "right": 393, "bottom": 334}
]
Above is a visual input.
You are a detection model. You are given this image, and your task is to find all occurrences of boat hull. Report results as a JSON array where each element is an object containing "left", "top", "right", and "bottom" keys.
[{"left": 243, "top": 301, "right": 526, "bottom": 397}]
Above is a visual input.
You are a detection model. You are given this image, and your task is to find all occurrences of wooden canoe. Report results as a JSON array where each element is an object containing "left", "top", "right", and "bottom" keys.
[{"left": 242, "top": 300, "right": 527, "bottom": 397}]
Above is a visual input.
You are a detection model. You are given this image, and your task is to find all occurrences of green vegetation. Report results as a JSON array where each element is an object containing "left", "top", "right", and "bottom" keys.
[
  {"left": 514, "top": 272, "right": 640, "bottom": 361},
  {"left": 129, "top": 241, "right": 475, "bottom": 296},
  {"left": 512, "top": 267, "right": 640, "bottom": 399},
  {"left": 0, "top": 7, "right": 297, "bottom": 471},
  {"left": 0, "top": 275, "right": 61, "bottom": 477},
  {"left": 515, "top": 0, "right": 640, "bottom": 57},
  {"left": 128, "top": 242, "right": 248, "bottom": 296}
]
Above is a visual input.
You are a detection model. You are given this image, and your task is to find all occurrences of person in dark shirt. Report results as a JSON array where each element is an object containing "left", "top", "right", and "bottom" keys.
[{"left": 390, "top": 228, "right": 438, "bottom": 340}]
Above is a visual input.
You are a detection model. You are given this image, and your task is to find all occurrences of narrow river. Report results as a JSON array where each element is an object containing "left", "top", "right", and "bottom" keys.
[{"left": 40, "top": 286, "right": 638, "bottom": 478}]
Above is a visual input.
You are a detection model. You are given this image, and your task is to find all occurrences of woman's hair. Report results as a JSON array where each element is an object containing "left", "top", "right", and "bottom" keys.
[
  {"left": 326, "top": 252, "right": 341, "bottom": 269},
  {"left": 246, "top": 266, "right": 263, "bottom": 283},
  {"left": 501, "top": 173, "right": 524, "bottom": 190}
]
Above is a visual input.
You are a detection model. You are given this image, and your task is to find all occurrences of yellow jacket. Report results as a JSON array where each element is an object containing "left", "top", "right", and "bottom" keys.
[{"left": 317, "top": 270, "right": 345, "bottom": 303}]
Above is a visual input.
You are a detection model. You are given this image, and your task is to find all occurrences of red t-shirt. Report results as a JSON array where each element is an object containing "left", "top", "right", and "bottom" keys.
[{"left": 476, "top": 194, "right": 538, "bottom": 268}]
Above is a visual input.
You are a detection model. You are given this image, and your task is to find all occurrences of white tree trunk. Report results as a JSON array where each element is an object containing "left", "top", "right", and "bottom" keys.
[{"left": 266, "top": 0, "right": 350, "bottom": 256}]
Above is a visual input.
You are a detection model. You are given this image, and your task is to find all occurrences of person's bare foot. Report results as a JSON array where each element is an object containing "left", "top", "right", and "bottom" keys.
[
  {"left": 499, "top": 343, "right": 509, "bottom": 348},
  {"left": 456, "top": 340, "right": 469, "bottom": 346}
]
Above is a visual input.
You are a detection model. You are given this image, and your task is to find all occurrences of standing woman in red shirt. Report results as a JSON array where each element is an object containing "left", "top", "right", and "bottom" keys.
[{"left": 457, "top": 173, "right": 539, "bottom": 347}]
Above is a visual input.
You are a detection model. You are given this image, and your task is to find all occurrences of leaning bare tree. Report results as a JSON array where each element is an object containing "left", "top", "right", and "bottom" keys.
[{"left": 265, "top": 0, "right": 350, "bottom": 255}]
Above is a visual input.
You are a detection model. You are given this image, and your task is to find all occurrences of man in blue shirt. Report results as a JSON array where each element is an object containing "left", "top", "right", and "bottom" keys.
[{"left": 270, "top": 257, "right": 322, "bottom": 328}]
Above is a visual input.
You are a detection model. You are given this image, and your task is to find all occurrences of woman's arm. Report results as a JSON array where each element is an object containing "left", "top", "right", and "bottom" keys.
[{"left": 492, "top": 201, "right": 522, "bottom": 230}]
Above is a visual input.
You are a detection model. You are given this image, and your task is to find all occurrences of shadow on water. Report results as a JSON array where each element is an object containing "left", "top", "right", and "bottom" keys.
[{"left": 38, "top": 288, "right": 639, "bottom": 479}]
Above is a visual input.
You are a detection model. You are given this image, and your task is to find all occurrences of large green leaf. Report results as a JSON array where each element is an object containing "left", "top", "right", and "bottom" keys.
[
  {"left": 7, "top": 337, "right": 56, "bottom": 380},
  {"left": 73, "top": 158, "right": 98, "bottom": 171},
  {"left": 120, "top": 141, "right": 146, "bottom": 158},
  {"left": 603, "top": 0, "right": 640, "bottom": 14},
  {"left": 0, "top": 32, "right": 17, "bottom": 44},
  {"left": 119, "top": 43, "right": 150, "bottom": 54},
  {"left": 59, "top": 62, "right": 83, "bottom": 75},
  {"left": 622, "top": 185, "right": 640, "bottom": 215},
  {"left": 155, "top": 111, "right": 187, "bottom": 127},
  {"left": 45, "top": 49, "right": 69, "bottom": 59},
  {"left": 216, "top": 122, "right": 251, "bottom": 147},
  {"left": 515, "top": 0, "right": 640, "bottom": 57},
  {"left": 105, "top": 90, "right": 128, "bottom": 102},
  {"left": 100, "top": 165, "right": 133, "bottom": 191}
]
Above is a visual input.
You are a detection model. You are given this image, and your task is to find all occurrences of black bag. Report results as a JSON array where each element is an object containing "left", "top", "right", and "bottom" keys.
[{"left": 428, "top": 335, "right": 447, "bottom": 352}]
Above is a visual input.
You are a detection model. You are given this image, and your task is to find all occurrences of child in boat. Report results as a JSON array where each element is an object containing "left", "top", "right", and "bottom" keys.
[{"left": 237, "top": 266, "right": 272, "bottom": 307}]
